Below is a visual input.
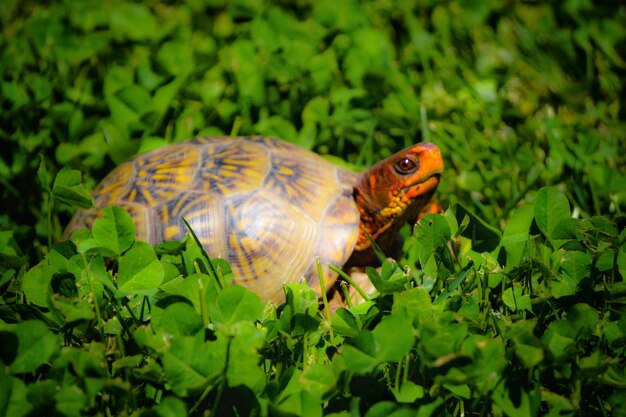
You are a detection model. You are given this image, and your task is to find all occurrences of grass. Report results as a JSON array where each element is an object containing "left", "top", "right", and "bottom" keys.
[{"left": 1, "top": 1, "right": 625, "bottom": 416}]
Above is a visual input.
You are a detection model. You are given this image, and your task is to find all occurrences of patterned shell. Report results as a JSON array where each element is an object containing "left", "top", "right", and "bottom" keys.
[{"left": 67, "top": 136, "right": 361, "bottom": 303}]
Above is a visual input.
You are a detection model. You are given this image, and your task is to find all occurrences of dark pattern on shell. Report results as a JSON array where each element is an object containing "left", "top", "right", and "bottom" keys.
[
  {"left": 193, "top": 140, "right": 269, "bottom": 195},
  {"left": 120, "top": 145, "right": 199, "bottom": 207}
]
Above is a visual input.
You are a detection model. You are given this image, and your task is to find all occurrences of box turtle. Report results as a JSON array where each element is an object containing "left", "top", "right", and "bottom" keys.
[{"left": 66, "top": 136, "right": 443, "bottom": 303}]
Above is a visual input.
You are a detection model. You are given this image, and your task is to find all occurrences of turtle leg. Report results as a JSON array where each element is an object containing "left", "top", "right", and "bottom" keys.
[{"left": 328, "top": 201, "right": 445, "bottom": 312}]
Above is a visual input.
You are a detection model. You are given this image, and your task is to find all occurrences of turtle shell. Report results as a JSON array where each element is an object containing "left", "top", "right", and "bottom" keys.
[{"left": 67, "top": 136, "right": 361, "bottom": 303}]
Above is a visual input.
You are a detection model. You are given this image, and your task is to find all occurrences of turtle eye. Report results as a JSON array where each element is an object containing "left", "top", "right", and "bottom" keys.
[{"left": 394, "top": 157, "right": 418, "bottom": 175}]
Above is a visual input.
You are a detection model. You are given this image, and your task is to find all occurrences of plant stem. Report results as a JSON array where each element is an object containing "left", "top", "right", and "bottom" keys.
[
  {"left": 189, "top": 379, "right": 217, "bottom": 416},
  {"left": 330, "top": 265, "right": 370, "bottom": 302},
  {"left": 81, "top": 253, "right": 104, "bottom": 341},
  {"left": 317, "top": 259, "right": 333, "bottom": 327},
  {"left": 198, "top": 274, "right": 209, "bottom": 329},
  {"left": 47, "top": 193, "right": 53, "bottom": 250}
]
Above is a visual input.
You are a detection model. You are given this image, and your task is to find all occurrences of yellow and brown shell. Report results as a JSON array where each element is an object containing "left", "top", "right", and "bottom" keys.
[{"left": 67, "top": 136, "right": 361, "bottom": 303}]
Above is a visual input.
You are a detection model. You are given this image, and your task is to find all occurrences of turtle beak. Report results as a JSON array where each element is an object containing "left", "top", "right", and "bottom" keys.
[
  {"left": 416, "top": 142, "right": 444, "bottom": 179},
  {"left": 402, "top": 142, "right": 444, "bottom": 197},
  {"left": 404, "top": 176, "right": 439, "bottom": 200}
]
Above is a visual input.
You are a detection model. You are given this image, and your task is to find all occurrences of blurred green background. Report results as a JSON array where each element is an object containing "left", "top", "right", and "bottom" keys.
[{"left": 1, "top": 0, "right": 624, "bottom": 254}]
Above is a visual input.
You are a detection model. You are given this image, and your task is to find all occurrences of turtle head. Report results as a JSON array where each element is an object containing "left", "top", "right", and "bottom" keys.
[{"left": 353, "top": 142, "right": 444, "bottom": 253}]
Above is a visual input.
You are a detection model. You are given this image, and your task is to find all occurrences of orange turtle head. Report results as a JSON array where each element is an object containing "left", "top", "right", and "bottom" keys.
[{"left": 353, "top": 142, "right": 444, "bottom": 254}]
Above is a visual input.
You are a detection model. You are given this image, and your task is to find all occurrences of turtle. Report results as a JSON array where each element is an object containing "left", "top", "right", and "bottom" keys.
[{"left": 66, "top": 136, "right": 444, "bottom": 303}]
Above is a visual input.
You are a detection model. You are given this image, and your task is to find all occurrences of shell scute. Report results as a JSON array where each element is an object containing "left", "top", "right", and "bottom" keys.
[
  {"left": 193, "top": 139, "right": 269, "bottom": 195},
  {"left": 304, "top": 192, "right": 360, "bottom": 293},
  {"left": 264, "top": 150, "right": 341, "bottom": 221},
  {"left": 246, "top": 135, "right": 303, "bottom": 152},
  {"left": 120, "top": 144, "right": 200, "bottom": 207},
  {"left": 156, "top": 191, "right": 228, "bottom": 258},
  {"left": 224, "top": 191, "right": 319, "bottom": 301},
  {"left": 93, "top": 163, "right": 135, "bottom": 208}
]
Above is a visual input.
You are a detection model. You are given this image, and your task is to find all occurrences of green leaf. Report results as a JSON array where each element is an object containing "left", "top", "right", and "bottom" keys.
[
  {"left": 37, "top": 155, "right": 52, "bottom": 192},
  {"left": 254, "top": 115, "right": 297, "bottom": 140},
  {"left": 152, "top": 76, "right": 187, "bottom": 121},
  {"left": 341, "top": 331, "right": 379, "bottom": 374},
  {"left": 151, "top": 397, "right": 189, "bottom": 417},
  {"left": 110, "top": 3, "right": 158, "bottom": 41},
  {"left": 365, "top": 261, "right": 406, "bottom": 294},
  {"left": 222, "top": 39, "right": 266, "bottom": 106},
  {"left": 371, "top": 315, "right": 414, "bottom": 362},
  {"left": 115, "top": 84, "right": 153, "bottom": 115},
  {"left": 1, "top": 80, "right": 28, "bottom": 108},
  {"left": 450, "top": 203, "right": 501, "bottom": 252},
  {"left": 415, "top": 399, "right": 445, "bottom": 417},
  {"left": 137, "top": 60, "right": 166, "bottom": 91},
  {"left": 272, "top": 387, "right": 322, "bottom": 417},
  {"left": 502, "top": 285, "right": 532, "bottom": 313},
  {"left": 53, "top": 297, "right": 96, "bottom": 324},
  {"left": 566, "top": 303, "right": 599, "bottom": 339},
  {"left": 551, "top": 250, "right": 591, "bottom": 297},
  {"left": 117, "top": 242, "right": 164, "bottom": 295},
  {"left": 107, "top": 84, "right": 151, "bottom": 131},
  {"left": 52, "top": 167, "right": 93, "bottom": 209},
  {"left": 153, "top": 302, "right": 203, "bottom": 336},
  {"left": 616, "top": 229, "right": 626, "bottom": 278},
  {"left": 208, "top": 285, "right": 264, "bottom": 325},
  {"left": 393, "top": 381, "right": 425, "bottom": 403},
  {"left": 299, "top": 363, "right": 337, "bottom": 399},
  {"left": 433, "top": 261, "right": 474, "bottom": 305},
  {"left": 77, "top": 206, "right": 135, "bottom": 255},
  {"left": 492, "top": 379, "right": 541, "bottom": 417},
  {"left": 0, "top": 367, "right": 30, "bottom": 417},
  {"left": 331, "top": 308, "right": 360, "bottom": 338},
  {"left": 111, "top": 355, "right": 143, "bottom": 375},
  {"left": 21, "top": 263, "right": 56, "bottom": 307},
  {"left": 309, "top": 49, "right": 338, "bottom": 92},
  {"left": 5, "top": 320, "right": 60, "bottom": 374},
  {"left": 412, "top": 213, "right": 451, "bottom": 266},
  {"left": 284, "top": 283, "right": 320, "bottom": 316},
  {"left": 55, "top": 385, "right": 85, "bottom": 417},
  {"left": 0, "top": 231, "right": 27, "bottom": 272},
  {"left": 559, "top": 250, "right": 591, "bottom": 281},
  {"left": 542, "top": 321, "right": 576, "bottom": 359},
  {"left": 603, "top": 317, "right": 626, "bottom": 351},
  {"left": 159, "top": 273, "right": 217, "bottom": 315},
  {"left": 163, "top": 335, "right": 225, "bottom": 396},
  {"left": 507, "top": 320, "right": 544, "bottom": 368},
  {"left": 502, "top": 204, "right": 535, "bottom": 267},
  {"left": 224, "top": 322, "right": 265, "bottom": 391},
  {"left": 88, "top": 254, "right": 115, "bottom": 295},
  {"left": 458, "top": 335, "right": 507, "bottom": 388},
  {"left": 103, "top": 316, "right": 123, "bottom": 335},
  {"left": 363, "top": 402, "right": 410, "bottom": 417},
  {"left": 541, "top": 391, "right": 576, "bottom": 416},
  {"left": 338, "top": 316, "right": 411, "bottom": 374},
  {"left": 444, "top": 384, "right": 471, "bottom": 399},
  {"left": 21, "top": 381, "right": 56, "bottom": 416},
  {"left": 392, "top": 287, "right": 434, "bottom": 326},
  {"left": 99, "top": 119, "right": 135, "bottom": 165},
  {"left": 514, "top": 343, "right": 544, "bottom": 368},
  {"left": 157, "top": 41, "right": 195, "bottom": 76},
  {"left": 534, "top": 187, "right": 571, "bottom": 247}
]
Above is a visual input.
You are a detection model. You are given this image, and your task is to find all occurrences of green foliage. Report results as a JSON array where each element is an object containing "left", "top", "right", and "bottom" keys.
[
  {"left": 1, "top": 0, "right": 625, "bottom": 416},
  {"left": 1, "top": 186, "right": 624, "bottom": 416}
]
